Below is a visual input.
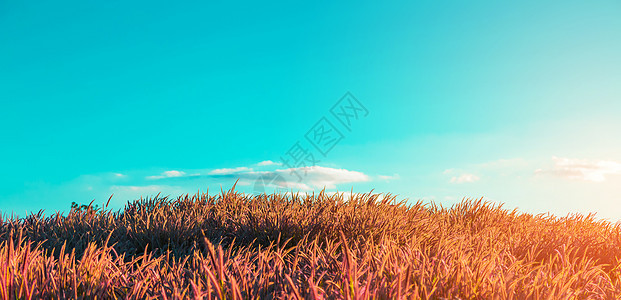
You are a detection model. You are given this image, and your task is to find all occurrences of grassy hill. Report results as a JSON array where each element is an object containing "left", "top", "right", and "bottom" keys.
[{"left": 1, "top": 188, "right": 620, "bottom": 299}]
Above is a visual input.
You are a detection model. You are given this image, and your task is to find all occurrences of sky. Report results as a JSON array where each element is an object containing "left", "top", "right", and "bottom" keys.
[{"left": 1, "top": 1, "right": 621, "bottom": 219}]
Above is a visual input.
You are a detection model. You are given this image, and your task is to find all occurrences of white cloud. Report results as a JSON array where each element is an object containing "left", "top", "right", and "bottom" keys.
[
  {"left": 442, "top": 158, "right": 530, "bottom": 184},
  {"left": 146, "top": 170, "right": 186, "bottom": 180},
  {"left": 443, "top": 169, "right": 456, "bottom": 175},
  {"left": 535, "top": 156, "right": 621, "bottom": 182},
  {"left": 283, "top": 166, "right": 371, "bottom": 189},
  {"left": 209, "top": 167, "right": 252, "bottom": 175},
  {"left": 378, "top": 174, "right": 400, "bottom": 181},
  {"left": 138, "top": 164, "right": 372, "bottom": 193},
  {"left": 450, "top": 173, "right": 480, "bottom": 184},
  {"left": 163, "top": 170, "right": 185, "bottom": 177},
  {"left": 235, "top": 180, "right": 252, "bottom": 186},
  {"left": 257, "top": 160, "right": 282, "bottom": 167},
  {"left": 244, "top": 166, "right": 371, "bottom": 191},
  {"left": 443, "top": 169, "right": 480, "bottom": 183},
  {"left": 277, "top": 181, "right": 313, "bottom": 191}
]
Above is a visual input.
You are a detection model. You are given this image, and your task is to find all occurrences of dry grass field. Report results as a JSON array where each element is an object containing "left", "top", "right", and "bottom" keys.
[{"left": 1, "top": 186, "right": 621, "bottom": 299}]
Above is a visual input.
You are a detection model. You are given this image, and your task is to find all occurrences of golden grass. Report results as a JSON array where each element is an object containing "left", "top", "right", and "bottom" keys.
[{"left": 1, "top": 187, "right": 621, "bottom": 299}]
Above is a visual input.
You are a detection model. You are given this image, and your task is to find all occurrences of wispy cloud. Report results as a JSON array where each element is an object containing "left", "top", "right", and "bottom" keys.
[
  {"left": 218, "top": 166, "right": 371, "bottom": 191},
  {"left": 257, "top": 160, "right": 282, "bottom": 167},
  {"left": 378, "top": 174, "right": 400, "bottom": 182},
  {"left": 123, "top": 162, "right": 373, "bottom": 194},
  {"left": 450, "top": 173, "right": 480, "bottom": 183},
  {"left": 146, "top": 170, "right": 186, "bottom": 180},
  {"left": 197, "top": 164, "right": 372, "bottom": 191},
  {"left": 209, "top": 167, "right": 252, "bottom": 175},
  {"left": 535, "top": 156, "right": 621, "bottom": 182},
  {"left": 443, "top": 169, "right": 480, "bottom": 184},
  {"left": 283, "top": 166, "right": 371, "bottom": 189}
]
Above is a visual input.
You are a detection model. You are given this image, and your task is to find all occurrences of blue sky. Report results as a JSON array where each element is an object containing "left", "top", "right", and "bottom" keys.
[{"left": 1, "top": 1, "right": 621, "bottom": 219}]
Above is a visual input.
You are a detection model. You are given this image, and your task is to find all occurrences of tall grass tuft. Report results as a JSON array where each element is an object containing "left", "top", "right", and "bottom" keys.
[{"left": 1, "top": 188, "right": 621, "bottom": 299}]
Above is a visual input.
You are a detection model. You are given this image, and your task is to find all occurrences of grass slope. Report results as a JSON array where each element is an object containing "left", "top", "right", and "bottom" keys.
[{"left": 1, "top": 188, "right": 621, "bottom": 299}]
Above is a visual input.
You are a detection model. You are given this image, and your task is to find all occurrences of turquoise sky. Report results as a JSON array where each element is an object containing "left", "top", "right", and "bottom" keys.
[{"left": 2, "top": 1, "right": 621, "bottom": 219}]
